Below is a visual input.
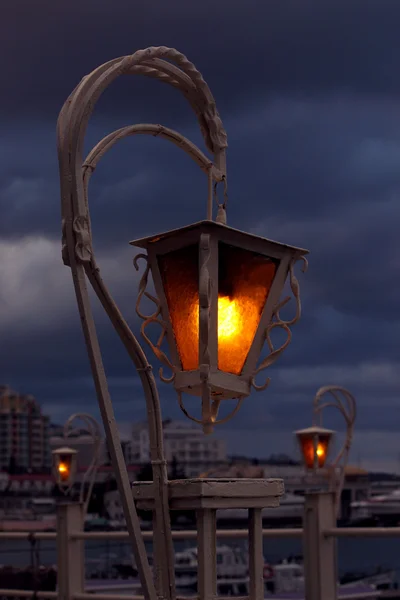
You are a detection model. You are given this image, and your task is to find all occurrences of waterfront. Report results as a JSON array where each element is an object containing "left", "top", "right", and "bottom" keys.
[{"left": 1, "top": 535, "right": 399, "bottom": 583}]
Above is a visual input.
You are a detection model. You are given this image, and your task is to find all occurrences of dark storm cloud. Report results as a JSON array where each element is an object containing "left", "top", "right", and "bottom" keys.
[
  {"left": 3, "top": 0, "right": 400, "bottom": 121},
  {"left": 1, "top": 0, "right": 400, "bottom": 467}
]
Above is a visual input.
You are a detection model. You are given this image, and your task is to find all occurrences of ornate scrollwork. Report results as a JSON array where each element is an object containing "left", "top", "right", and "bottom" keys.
[
  {"left": 133, "top": 253, "right": 175, "bottom": 384},
  {"left": 73, "top": 215, "right": 92, "bottom": 262},
  {"left": 177, "top": 392, "right": 245, "bottom": 432},
  {"left": 251, "top": 256, "right": 309, "bottom": 392}
]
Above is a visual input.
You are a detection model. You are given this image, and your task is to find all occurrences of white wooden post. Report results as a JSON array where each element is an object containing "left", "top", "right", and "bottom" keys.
[
  {"left": 248, "top": 508, "right": 264, "bottom": 600},
  {"left": 57, "top": 501, "right": 85, "bottom": 600},
  {"left": 197, "top": 508, "right": 217, "bottom": 600},
  {"left": 303, "top": 492, "right": 337, "bottom": 600}
]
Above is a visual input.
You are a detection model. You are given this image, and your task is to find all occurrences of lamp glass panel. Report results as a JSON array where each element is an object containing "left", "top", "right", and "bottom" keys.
[
  {"left": 58, "top": 453, "right": 72, "bottom": 483},
  {"left": 158, "top": 244, "right": 199, "bottom": 371},
  {"left": 300, "top": 433, "right": 332, "bottom": 469},
  {"left": 217, "top": 243, "right": 278, "bottom": 374}
]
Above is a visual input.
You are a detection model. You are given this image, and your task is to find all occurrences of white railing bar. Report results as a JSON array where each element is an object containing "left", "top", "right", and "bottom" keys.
[
  {"left": 69, "top": 528, "right": 303, "bottom": 540},
  {"left": 75, "top": 595, "right": 144, "bottom": 600},
  {"left": 0, "top": 532, "right": 56, "bottom": 540},
  {"left": 76, "top": 590, "right": 381, "bottom": 600},
  {"left": 0, "top": 590, "right": 57, "bottom": 598},
  {"left": 85, "top": 582, "right": 141, "bottom": 592},
  {"left": 75, "top": 596, "right": 198, "bottom": 600},
  {"left": 339, "top": 593, "right": 381, "bottom": 599},
  {"left": 325, "top": 527, "right": 400, "bottom": 537}
]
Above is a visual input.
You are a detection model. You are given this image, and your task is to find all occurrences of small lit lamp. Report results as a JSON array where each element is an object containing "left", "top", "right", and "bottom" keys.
[
  {"left": 294, "top": 385, "right": 357, "bottom": 517},
  {"left": 295, "top": 425, "right": 335, "bottom": 470},
  {"left": 52, "top": 447, "right": 78, "bottom": 494},
  {"left": 132, "top": 221, "right": 308, "bottom": 432}
]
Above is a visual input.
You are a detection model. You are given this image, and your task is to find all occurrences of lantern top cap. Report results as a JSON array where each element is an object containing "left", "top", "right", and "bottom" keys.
[
  {"left": 52, "top": 446, "right": 78, "bottom": 455},
  {"left": 129, "top": 219, "right": 309, "bottom": 257},
  {"left": 294, "top": 425, "right": 335, "bottom": 436}
]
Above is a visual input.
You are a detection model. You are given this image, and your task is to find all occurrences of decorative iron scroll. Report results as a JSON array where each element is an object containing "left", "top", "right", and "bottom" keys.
[
  {"left": 133, "top": 253, "right": 175, "bottom": 384},
  {"left": 251, "top": 256, "right": 309, "bottom": 392},
  {"left": 177, "top": 392, "right": 245, "bottom": 431}
]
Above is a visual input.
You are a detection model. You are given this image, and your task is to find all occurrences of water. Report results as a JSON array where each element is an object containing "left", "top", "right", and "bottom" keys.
[{"left": 1, "top": 536, "right": 399, "bottom": 581}]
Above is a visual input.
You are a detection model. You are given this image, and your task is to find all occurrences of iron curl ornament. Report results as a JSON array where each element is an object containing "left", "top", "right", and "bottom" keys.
[{"left": 57, "top": 45, "right": 309, "bottom": 600}]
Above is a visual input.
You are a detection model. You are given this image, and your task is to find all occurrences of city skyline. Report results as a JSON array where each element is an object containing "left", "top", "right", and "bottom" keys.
[{"left": 1, "top": 1, "right": 400, "bottom": 474}]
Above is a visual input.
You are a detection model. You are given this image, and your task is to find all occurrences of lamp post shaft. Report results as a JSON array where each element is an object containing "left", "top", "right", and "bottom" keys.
[
  {"left": 303, "top": 492, "right": 337, "bottom": 600},
  {"left": 57, "top": 502, "right": 85, "bottom": 600}
]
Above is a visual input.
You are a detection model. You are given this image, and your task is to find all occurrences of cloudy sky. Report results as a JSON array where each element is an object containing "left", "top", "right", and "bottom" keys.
[{"left": 1, "top": 0, "right": 400, "bottom": 472}]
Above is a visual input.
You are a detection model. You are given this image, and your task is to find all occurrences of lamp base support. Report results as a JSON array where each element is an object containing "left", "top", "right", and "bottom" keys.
[
  {"left": 303, "top": 492, "right": 337, "bottom": 600},
  {"left": 57, "top": 502, "right": 85, "bottom": 600}
]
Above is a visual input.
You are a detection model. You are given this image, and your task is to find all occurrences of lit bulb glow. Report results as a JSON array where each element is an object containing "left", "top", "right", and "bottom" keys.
[
  {"left": 58, "top": 461, "right": 70, "bottom": 482},
  {"left": 158, "top": 243, "right": 277, "bottom": 374},
  {"left": 217, "top": 296, "right": 240, "bottom": 340},
  {"left": 299, "top": 435, "right": 331, "bottom": 469}
]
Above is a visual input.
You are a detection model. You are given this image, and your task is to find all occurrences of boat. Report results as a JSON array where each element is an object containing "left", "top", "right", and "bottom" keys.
[
  {"left": 351, "top": 489, "right": 400, "bottom": 524},
  {"left": 85, "top": 545, "right": 397, "bottom": 598},
  {"left": 263, "top": 558, "right": 396, "bottom": 598},
  {"left": 175, "top": 545, "right": 249, "bottom": 595}
]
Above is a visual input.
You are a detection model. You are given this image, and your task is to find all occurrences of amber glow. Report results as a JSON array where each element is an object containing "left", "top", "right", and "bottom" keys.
[
  {"left": 217, "top": 296, "right": 240, "bottom": 339},
  {"left": 58, "top": 460, "right": 70, "bottom": 483},
  {"left": 158, "top": 243, "right": 278, "bottom": 374},
  {"left": 299, "top": 434, "right": 331, "bottom": 469},
  {"left": 217, "top": 243, "right": 277, "bottom": 374}
]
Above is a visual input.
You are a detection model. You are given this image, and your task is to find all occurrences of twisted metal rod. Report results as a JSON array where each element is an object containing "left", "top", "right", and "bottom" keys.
[
  {"left": 63, "top": 413, "right": 102, "bottom": 515},
  {"left": 58, "top": 46, "right": 228, "bottom": 600},
  {"left": 312, "top": 386, "right": 357, "bottom": 517}
]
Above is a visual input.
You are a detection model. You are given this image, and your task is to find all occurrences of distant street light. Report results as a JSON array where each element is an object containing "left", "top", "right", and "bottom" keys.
[
  {"left": 57, "top": 46, "right": 309, "bottom": 600},
  {"left": 52, "top": 413, "right": 102, "bottom": 515},
  {"left": 52, "top": 446, "right": 77, "bottom": 493},
  {"left": 295, "top": 385, "right": 357, "bottom": 515}
]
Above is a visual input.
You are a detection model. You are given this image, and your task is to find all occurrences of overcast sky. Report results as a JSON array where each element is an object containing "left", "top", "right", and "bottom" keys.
[{"left": 1, "top": 0, "right": 400, "bottom": 472}]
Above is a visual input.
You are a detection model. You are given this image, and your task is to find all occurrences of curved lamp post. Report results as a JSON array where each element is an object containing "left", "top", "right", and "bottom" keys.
[
  {"left": 57, "top": 46, "right": 309, "bottom": 600},
  {"left": 52, "top": 413, "right": 102, "bottom": 515},
  {"left": 295, "top": 385, "right": 357, "bottom": 516}
]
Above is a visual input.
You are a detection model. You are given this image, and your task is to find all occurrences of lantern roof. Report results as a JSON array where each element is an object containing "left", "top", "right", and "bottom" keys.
[
  {"left": 294, "top": 425, "right": 335, "bottom": 436},
  {"left": 129, "top": 219, "right": 309, "bottom": 257},
  {"left": 52, "top": 446, "right": 78, "bottom": 455}
]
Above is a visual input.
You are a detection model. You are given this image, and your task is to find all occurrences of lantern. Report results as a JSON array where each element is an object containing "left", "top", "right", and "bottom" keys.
[
  {"left": 295, "top": 426, "right": 335, "bottom": 470},
  {"left": 52, "top": 446, "right": 78, "bottom": 491},
  {"left": 131, "top": 220, "right": 308, "bottom": 431}
]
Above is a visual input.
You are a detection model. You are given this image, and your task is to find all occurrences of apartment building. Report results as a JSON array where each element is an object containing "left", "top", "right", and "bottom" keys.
[
  {"left": 127, "top": 419, "right": 227, "bottom": 477},
  {"left": 0, "top": 386, "right": 51, "bottom": 471}
]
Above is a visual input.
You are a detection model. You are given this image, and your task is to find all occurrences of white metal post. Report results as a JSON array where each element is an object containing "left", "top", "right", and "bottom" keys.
[
  {"left": 57, "top": 501, "right": 85, "bottom": 600},
  {"left": 303, "top": 492, "right": 337, "bottom": 600},
  {"left": 248, "top": 508, "right": 264, "bottom": 600},
  {"left": 197, "top": 508, "right": 217, "bottom": 600}
]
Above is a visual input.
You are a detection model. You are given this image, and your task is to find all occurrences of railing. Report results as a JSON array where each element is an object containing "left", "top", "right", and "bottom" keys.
[{"left": 0, "top": 495, "right": 400, "bottom": 600}]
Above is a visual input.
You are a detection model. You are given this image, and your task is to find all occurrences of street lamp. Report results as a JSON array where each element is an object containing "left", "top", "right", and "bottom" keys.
[
  {"left": 295, "top": 385, "right": 357, "bottom": 515},
  {"left": 52, "top": 446, "right": 77, "bottom": 493},
  {"left": 57, "top": 46, "right": 309, "bottom": 600},
  {"left": 52, "top": 413, "right": 102, "bottom": 515}
]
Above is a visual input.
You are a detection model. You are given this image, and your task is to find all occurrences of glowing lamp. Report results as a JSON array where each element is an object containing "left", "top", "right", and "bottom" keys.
[
  {"left": 295, "top": 426, "right": 335, "bottom": 470},
  {"left": 52, "top": 446, "right": 77, "bottom": 490},
  {"left": 131, "top": 220, "right": 308, "bottom": 431}
]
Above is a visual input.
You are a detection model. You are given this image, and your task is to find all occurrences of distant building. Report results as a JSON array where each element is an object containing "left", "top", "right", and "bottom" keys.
[
  {"left": 0, "top": 386, "right": 51, "bottom": 472},
  {"left": 127, "top": 419, "right": 227, "bottom": 477}
]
